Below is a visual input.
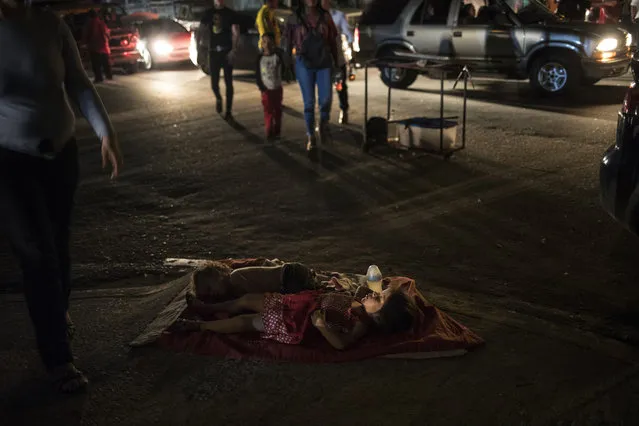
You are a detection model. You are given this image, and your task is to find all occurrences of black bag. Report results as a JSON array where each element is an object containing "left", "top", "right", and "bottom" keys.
[{"left": 297, "top": 12, "right": 333, "bottom": 69}]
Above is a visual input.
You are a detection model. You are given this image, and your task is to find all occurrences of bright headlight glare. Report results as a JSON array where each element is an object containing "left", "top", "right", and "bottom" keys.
[
  {"left": 596, "top": 38, "right": 618, "bottom": 52},
  {"left": 627, "top": 33, "right": 633, "bottom": 47},
  {"left": 153, "top": 40, "right": 174, "bottom": 55}
]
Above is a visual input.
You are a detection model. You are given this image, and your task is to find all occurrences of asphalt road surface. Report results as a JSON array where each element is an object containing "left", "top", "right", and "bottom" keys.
[{"left": 2, "top": 66, "right": 639, "bottom": 425}]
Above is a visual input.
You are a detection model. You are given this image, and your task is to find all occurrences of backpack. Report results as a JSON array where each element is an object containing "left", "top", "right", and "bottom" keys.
[{"left": 297, "top": 11, "right": 333, "bottom": 70}]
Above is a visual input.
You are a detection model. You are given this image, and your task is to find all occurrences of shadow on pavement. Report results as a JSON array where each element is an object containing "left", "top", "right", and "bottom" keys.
[{"left": 407, "top": 79, "right": 628, "bottom": 114}]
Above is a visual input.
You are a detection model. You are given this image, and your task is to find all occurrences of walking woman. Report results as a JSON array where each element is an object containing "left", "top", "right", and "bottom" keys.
[
  {"left": 0, "top": 0, "right": 121, "bottom": 393},
  {"left": 286, "top": 0, "right": 339, "bottom": 160}
]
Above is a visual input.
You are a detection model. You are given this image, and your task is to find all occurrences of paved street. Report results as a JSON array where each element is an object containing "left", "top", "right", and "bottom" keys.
[{"left": 2, "top": 66, "right": 639, "bottom": 425}]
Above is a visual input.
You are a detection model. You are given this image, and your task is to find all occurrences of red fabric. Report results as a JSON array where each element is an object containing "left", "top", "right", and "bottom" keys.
[
  {"left": 262, "top": 291, "right": 319, "bottom": 344},
  {"left": 158, "top": 259, "right": 485, "bottom": 363},
  {"left": 83, "top": 17, "right": 111, "bottom": 54},
  {"left": 261, "top": 88, "right": 283, "bottom": 137}
]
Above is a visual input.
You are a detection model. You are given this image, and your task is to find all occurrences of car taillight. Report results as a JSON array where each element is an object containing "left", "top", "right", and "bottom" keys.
[{"left": 121, "top": 39, "right": 129, "bottom": 47}]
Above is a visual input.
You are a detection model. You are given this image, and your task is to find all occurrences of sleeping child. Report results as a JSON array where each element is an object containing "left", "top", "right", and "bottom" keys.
[{"left": 174, "top": 283, "right": 417, "bottom": 350}]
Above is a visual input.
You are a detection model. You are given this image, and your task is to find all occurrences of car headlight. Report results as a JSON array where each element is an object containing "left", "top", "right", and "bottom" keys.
[
  {"left": 627, "top": 33, "right": 633, "bottom": 47},
  {"left": 596, "top": 38, "right": 618, "bottom": 52},
  {"left": 153, "top": 39, "right": 174, "bottom": 55}
]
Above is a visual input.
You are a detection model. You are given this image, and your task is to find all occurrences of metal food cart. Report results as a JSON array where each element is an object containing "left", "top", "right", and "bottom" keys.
[{"left": 362, "top": 56, "right": 472, "bottom": 160}]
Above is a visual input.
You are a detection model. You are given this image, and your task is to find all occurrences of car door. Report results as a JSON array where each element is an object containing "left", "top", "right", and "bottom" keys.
[
  {"left": 451, "top": 0, "right": 521, "bottom": 66},
  {"left": 403, "top": 0, "right": 457, "bottom": 58}
]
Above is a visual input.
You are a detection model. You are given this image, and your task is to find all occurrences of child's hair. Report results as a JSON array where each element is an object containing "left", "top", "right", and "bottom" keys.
[
  {"left": 262, "top": 32, "right": 275, "bottom": 42},
  {"left": 190, "top": 261, "right": 232, "bottom": 298},
  {"left": 370, "top": 291, "right": 417, "bottom": 333}
]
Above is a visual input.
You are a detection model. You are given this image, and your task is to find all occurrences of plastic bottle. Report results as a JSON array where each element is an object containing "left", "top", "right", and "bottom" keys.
[{"left": 366, "top": 265, "right": 383, "bottom": 294}]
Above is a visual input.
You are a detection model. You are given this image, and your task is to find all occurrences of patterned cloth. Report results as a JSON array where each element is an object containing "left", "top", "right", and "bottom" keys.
[
  {"left": 261, "top": 291, "right": 359, "bottom": 344},
  {"left": 285, "top": 10, "right": 339, "bottom": 64}
]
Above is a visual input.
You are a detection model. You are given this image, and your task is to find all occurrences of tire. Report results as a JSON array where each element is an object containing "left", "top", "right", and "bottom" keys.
[
  {"left": 528, "top": 52, "right": 580, "bottom": 96},
  {"left": 378, "top": 47, "right": 418, "bottom": 89},
  {"left": 141, "top": 48, "right": 153, "bottom": 71}
]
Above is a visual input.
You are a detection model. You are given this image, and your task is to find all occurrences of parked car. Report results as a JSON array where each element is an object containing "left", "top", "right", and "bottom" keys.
[
  {"left": 600, "top": 52, "right": 639, "bottom": 235},
  {"left": 36, "top": 0, "right": 142, "bottom": 74},
  {"left": 130, "top": 18, "right": 192, "bottom": 70},
  {"left": 354, "top": 0, "right": 632, "bottom": 95}
]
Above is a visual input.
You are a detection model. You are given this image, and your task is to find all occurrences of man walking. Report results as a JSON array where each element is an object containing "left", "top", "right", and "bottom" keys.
[
  {"left": 199, "top": 0, "right": 240, "bottom": 120},
  {"left": 322, "top": 0, "right": 352, "bottom": 125}
]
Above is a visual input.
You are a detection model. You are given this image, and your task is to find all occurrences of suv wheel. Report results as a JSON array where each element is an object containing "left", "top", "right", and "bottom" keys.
[
  {"left": 378, "top": 48, "right": 418, "bottom": 89},
  {"left": 529, "top": 53, "right": 579, "bottom": 96}
]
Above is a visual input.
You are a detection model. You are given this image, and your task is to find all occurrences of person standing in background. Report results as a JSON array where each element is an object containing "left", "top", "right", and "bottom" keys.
[
  {"left": 256, "top": 33, "right": 287, "bottom": 142},
  {"left": 82, "top": 9, "right": 112, "bottom": 83},
  {"left": 256, "top": 0, "right": 280, "bottom": 49},
  {"left": 0, "top": 0, "right": 121, "bottom": 393},
  {"left": 321, "top": 0, "right": 352, "bottom": 125},
  {"left": 286, "top": 0, "right": 339, "bottom": 160},
  {"left": 198, "top": 0, "right": 240, "bottom": 121}
]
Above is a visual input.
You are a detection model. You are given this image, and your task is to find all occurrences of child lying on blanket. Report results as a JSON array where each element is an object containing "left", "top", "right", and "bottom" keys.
[
  {"left": 173, "top": 287, "right": 417, "bottom": 350},
  {"left": 190, "top": 261, "right": 318, "bottom": 300}
]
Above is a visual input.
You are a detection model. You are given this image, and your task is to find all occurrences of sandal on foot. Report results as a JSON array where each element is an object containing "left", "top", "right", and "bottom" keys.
[
  {"left": 306, "top": 138, "right": 318, "bottom": 162},
  {"left": 66, "top": 312, "right": 76, "bottom": 341},
  {"left": 50, "top": 363, "right": 88, "bottom": 394}
]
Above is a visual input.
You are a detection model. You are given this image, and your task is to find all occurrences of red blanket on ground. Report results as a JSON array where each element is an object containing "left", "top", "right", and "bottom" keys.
[{"left": 157, "top": 259, "right": 484, "bottom": 362}]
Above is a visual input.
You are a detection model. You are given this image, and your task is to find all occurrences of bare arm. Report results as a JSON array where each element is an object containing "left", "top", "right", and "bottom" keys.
[
  {"left": 59, "top": 16, "right": 115, "bottom": 143},
  {"left": 232, "top": 23, "right": 240, "bottom": 51},
  {"left": 312, "top": 311, "right": 368, "bottom": 350}
]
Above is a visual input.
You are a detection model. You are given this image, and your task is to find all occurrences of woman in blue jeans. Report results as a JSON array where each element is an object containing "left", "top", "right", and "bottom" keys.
[{"left": 286, "top": 0, "right": 339, "bottom": 160}]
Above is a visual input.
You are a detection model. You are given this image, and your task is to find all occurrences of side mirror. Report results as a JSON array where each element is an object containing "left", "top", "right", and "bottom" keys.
[{"left": 631, "top": 50, "right": 639, "bottom": 83}]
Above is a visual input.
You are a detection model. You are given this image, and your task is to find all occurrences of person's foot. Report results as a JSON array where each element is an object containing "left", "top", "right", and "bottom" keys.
[
  {"left": 224, "top": 111, "right": 234, "bottom": 121},
  {"left": 318, "top": 121, "right": 332, "bottom": 146},
  {"left": 306, "top": 136, "right": 318, "bottom": 162},
  {"left": 339, "top": 110, "right": 349, "bottom": 125},
  {"left": 50, "top": 363, "right": 88, "bottom": 394},
  {"left": 216, "top": 98, "right": 223, "bottom": 115},
  {"left": 170, "top": 318, "right": 203, "bottom": 333},
  {"left": 65, "top": 312, "right": 76, "bottom": 341}
]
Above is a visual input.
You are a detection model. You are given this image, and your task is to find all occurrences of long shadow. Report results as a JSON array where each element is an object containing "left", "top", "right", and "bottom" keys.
[{"left": 406, "top": 79, "right": 629, "bottom": 115}]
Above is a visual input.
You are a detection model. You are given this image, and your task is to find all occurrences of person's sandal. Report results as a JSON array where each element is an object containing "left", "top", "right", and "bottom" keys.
[
  {"left": 50, "top": 363, "right": 89, "bottom": 394},
  {"left": 66, "top": 312, "right": 76, "bottom": 342},
  {"left": 306, "top": 136, "right": 318, "bottom": 162}
]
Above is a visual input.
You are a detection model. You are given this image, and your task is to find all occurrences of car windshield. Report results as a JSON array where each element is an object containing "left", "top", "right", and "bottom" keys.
[{"left": 500, "top": 0, "right": 563, "bottom": 24}]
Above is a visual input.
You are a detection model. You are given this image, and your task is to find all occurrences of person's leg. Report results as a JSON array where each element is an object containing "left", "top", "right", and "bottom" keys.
[
  {"left": 295, "top": 57, "right": 317, "bottom": 138},
  {"left": 338, "top": 64, "right": 349, "bottom": 124},
  {"left": 273, "top": 86, "right": 283, "bottom": 137},
  {"left": 228, "top": 265, "right": 286, "bottom": 296},
  {"left": 0, "top": 147, "right": 83, "bottom": 391},
  {"left": 316, "top": 66, "right": 333, "bottom": 144},
  {"left": 262, "top": 90, "right": 273, "bottom": 138},
  {"left": 192, "top": 293, "right": 266, "bottom": 315},
  {"left": 45, "top": 141, "right": 79, "bottom": 321},
  {"left": 222, "top": 54, "right": 234, "bottom": 116},
  {"left": 102, "top": 53, "right": 113, "bottom": 80},
  {"left": 90, "top": 52, "right": 103, "bottom": 82},
  {"left": 209, "top": 52, "right": 223, "bottom": 113}
]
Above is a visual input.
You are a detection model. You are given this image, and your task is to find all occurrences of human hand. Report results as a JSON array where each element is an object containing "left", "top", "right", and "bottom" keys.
[
  {"left": 227, "top": 49, "right": 237, "bottom": 64},
  {"left": 311, "top": 310, "right": 326, "bottom": 327},
  {"left": 101, "top": 135, "right": 122, "bottom": 179}
]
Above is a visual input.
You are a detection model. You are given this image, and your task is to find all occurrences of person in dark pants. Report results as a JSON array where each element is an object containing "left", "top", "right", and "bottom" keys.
[
  {"left": 322, "top": 0, "right": 353, "bottom": 125},
  {"left": 0, "top": 0, "right": 121, "bottom": 393},
  {"left": 83, "top": 9, "right": 112, "bottom": 83},
  {"left": 198, "top": 0, "right": 240, "bottom": 120}
]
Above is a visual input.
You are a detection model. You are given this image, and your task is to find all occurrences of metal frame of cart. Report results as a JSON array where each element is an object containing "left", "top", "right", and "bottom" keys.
[{"left": 362, "top": 57, "right": 471, "bottom": 160}]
